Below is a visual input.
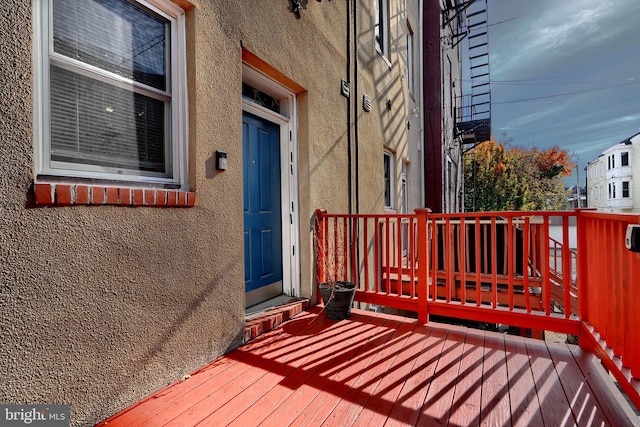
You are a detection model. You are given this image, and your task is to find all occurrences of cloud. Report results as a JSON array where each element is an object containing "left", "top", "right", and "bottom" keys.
[
  {"left": 502, "top": 104, "right": 566, "bottom": 128},
  {"left": 485, "top": 0, "right": 640, "bottom": 184},
  {"left": 578, "top": 114, "right": 640, "bottom": 132},
  {"left": 490, "top": 0, "right": 636, "bottom": 78}
]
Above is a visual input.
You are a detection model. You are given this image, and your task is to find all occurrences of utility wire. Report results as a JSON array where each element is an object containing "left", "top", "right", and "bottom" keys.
[{"left": 493, "top": 79, "right": 640, "bottom": 105}]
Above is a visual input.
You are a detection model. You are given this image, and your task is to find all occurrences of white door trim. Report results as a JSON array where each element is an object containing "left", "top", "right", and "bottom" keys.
[{"left": 242, "top": 63, "right": 300, "bottom": 301}]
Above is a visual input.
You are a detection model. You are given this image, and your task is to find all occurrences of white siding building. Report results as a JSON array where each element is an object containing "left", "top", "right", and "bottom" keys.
[{"left": 587, "top": 132, "right": 640, "bottom": 213}]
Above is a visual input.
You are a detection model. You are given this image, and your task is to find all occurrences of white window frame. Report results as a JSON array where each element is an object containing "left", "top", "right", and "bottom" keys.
[
  {"left": 622, "top": 151, "right": 629, "bottom": 167},
  {"left": 375, "top": 0, "right": 390, "bottom": 62},
  {"left": 622, "top": 181, "right": 630, "bottom": 198},
  {"left": 33, "top": 0, "right": 189, "bottom": 189},
  {"left": 384, "top": 149, "right": 395, "bottom": 209},
  {"left": 406, "top": 24, "right": 414, "bottom": 97}
]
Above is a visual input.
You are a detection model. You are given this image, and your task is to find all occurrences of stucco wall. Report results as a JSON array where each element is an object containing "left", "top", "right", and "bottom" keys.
[
  {"left": 0, "top": 0, "right": 414, "bottom": 424},
  {"left": 1, "top": 2, "right": 247, "bottom": 425}
]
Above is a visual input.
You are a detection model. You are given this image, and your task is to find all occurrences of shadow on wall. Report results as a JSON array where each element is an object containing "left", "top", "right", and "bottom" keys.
[{"left": 96, "top": 258, "right": 244, "bottom": 424}]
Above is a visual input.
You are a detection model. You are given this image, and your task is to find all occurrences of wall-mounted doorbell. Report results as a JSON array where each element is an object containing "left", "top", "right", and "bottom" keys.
[{"left": 215, "top": 150, "right": 227, "bottom": 171}]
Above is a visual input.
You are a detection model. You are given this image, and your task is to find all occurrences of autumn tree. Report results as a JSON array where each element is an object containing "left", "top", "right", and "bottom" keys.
[{"left": 464, "top": 134, "right": 575, "bottom": 212}]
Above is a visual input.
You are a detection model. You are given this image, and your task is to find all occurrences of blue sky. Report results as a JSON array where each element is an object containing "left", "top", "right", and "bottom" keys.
[{"left": 482, "top": 0, "right": 640, "bottom": 185}]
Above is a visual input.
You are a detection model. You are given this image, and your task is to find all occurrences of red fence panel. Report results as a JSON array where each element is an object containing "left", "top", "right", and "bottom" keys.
[{"left": 578, "top": 212, "right": 640, "bottom": 379}]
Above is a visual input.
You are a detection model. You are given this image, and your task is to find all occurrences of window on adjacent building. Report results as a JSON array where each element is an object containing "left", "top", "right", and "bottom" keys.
[
  {"left": 384, "top": 150, "right": 394, "bottom": 209},
  {"left": 400, "top": 166, "right": 409, "bottom": 254},
  {"left": 623, "top": 181, "right": 630, "bottom": 198},
  {"left": 34, "top": 0, "right": 188, "bottom": 188},
  {"left": 375, "top": 0, "right": 389, "bottom": 58},
  {"left": 622, "top": 152, "right": 629, "bottom": 166},
  {"left": 406, "top": 24, "right": 414, "bottom": 96},
  {"left": 608, "top": 183, "right": 612, "bottom": 199}
]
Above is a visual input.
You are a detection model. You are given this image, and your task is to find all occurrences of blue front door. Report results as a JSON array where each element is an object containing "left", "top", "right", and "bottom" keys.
[{"left": 243, "top": 112, "right": 283, "bottom": 297}]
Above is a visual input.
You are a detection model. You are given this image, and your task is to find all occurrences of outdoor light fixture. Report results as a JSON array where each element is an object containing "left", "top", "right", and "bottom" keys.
[
  {"left": 215, "top": 150, "right": 227, "bottom": 171},
  {"left": 291, "top": 0, "right": 302, "bottom": 18},
  {"left": 626, "top": 225, "right": 640, "bottom": 252},
  {"left": 291, "top": 0, "right": 329, "bottom": 18}
]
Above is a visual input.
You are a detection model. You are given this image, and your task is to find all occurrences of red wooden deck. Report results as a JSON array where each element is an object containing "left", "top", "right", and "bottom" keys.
[{"left": 98, "top": 307, "right": 639, "bottom": 427}]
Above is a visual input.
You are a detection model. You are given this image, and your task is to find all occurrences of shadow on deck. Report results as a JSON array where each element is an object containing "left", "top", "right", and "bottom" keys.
[{"left": 98, "top": 307, "right": 639, "bottom": 426}]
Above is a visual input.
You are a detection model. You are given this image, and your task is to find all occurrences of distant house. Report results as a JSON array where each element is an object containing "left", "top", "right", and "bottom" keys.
[
  {"left": 1, "top": 0, "right": 466, "bottom": 425},
  {"left": 586, "top": 132, "right": 640, "bottom": 213},
  {"left": 565, "top": 184, "right": 586, "bottom": 210}
]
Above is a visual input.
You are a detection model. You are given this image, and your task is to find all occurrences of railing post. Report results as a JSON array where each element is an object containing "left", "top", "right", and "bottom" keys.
[
  {"left": 315, "top": 209, "right": 327, "bottom": 298},
  {"left": 415, "top": 208, "right": 431, "bottom": 324}
]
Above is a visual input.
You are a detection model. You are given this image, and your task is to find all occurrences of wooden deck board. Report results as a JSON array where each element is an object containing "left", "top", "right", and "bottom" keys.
[
  {"left": 383, "top": 324, "right": 446, "bottom": 427},
  {"left": 525, "top": 337, "right": 577, "bottom": 426},
  {"left": 98, "top": 307, "right": 639, "bottom": 427},
  {"left": 257, "top": 314, "right": 387, "bottom": 426},
  {"left": 546, "top": 341, "right": 609, "bottom": 426},
  {"left": 480, "top": 331, "right": 511, "bottom": 426},
  {"left": 568, "top": 345, "right": 640, "bottom": 427},
  {"left": 447, "top": 328, "right": 484, "bottom": 427},
  {"left": 416, "top": 325, "right": 466, "bottom": 426},
  {"left": 504, "top": 334, "right": 544, "bottom": 427},
  {"left": 197, "top": 313, "right": 360, "bottom": 426},
  {"left": 288, "top": 313, "right": 392, "bottom": 427},
  {"left": 320, "top": 318, "right": 411, "bottom": 426},
  {"left": 351, "top": 319, "right": 423, "bottom": 426}
]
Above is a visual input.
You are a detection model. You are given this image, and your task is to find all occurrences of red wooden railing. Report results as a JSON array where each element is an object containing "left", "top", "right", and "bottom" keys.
[
  {"left": 314, "top": 208, "right": 640, "bottom": 410},
  {"left": 576, "top": 210, "right": 640, "bottom": 409}
]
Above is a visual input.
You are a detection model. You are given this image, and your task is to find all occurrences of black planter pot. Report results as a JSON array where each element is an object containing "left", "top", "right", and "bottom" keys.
[{"left": 319, "top": 281, "right": 357, "bottom": 320}]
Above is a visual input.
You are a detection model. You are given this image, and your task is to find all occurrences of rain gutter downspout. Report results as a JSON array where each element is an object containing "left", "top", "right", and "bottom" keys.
[
  {"left": 419, "top": 0, "right": 426, "bottom": 207},
  {"left": 354, "top": 0, "right": 360, "bottom": 215},
  {"left": 347, "top": 0, "right": 353, "bottom": 214}
]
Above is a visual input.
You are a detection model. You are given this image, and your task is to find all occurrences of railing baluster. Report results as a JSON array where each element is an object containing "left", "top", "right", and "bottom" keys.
[
  {"left": 483, "top": 223, "right": 489, "bottom": 277},
  {"left": 330, "top": 217, "right": 340, "bottom": 280},
  {"left": 409, "top": 217, "right": 416, "bottom": 297},
  {"left": 316, "top": 210, "right": 326, "bottom": 285},
  {"left": 351, "top": 216, "right": 358, "bottom": 286},
  {"left": 385, "top": 217, "right": 391, "bottom": 295},
  {"left": 363, "top": 218, "right": 369, "bottom": 291},
  {"left": 523, "top": 216, "right": 531, "bottom": 313},
  {"left": 445, "top": 218, "right": 452, "bottom": 302},
  {"left": 475, "top": 217, "right": 481, "bottom": 307},
  {"left": 562, "top": 216, "right": 571, "bottom": 318},
  {"left": 342, "top": 217, "right": 347, "bottom": 282},
  {"left": 397, "top": 216, "right": 403, "bottom": 297},
  {"left": 491, "top": 217, "right": 497, "bottom": 308},
  {"left": 460, "top": 217, "right": 466, "bottom": 304},
  {"left": 542, "top": 216, "right": 550, "bottom": 316},
  {"left": 374, "top": 217, "right": 380, "bottom": 294},
  {"left": 508, "top": 216, "right": 514, "bottom": 311},
  {"left": 612, "top": 221, "right": 623, "bottom": 357},
  {"left": 431, "top": 217, "right": 438, "bottom": 301}
]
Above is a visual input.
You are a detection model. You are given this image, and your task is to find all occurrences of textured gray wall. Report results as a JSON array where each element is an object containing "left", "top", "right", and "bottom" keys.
[{"left": 0, "top": 0, "right": 416, "bottom": 424}]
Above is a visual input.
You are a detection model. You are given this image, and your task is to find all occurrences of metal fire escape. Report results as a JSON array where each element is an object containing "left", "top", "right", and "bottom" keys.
[{"left": 448, "top": 0, "right": 492, "bottom": 147}]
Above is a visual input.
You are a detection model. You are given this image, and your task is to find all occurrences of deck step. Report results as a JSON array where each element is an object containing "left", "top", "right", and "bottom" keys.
[{"left": 244, "top": 298, "right": 309, "bottom": 343}]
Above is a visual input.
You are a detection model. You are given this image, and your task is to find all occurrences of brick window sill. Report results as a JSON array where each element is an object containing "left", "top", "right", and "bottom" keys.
[{"left": 34, "top": 183, "right": 196, "bottom": 207}]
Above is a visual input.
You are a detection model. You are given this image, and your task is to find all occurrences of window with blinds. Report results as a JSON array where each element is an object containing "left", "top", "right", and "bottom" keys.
[{"left": 35, "top": 0, "right": 187, "bottom": 186}]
